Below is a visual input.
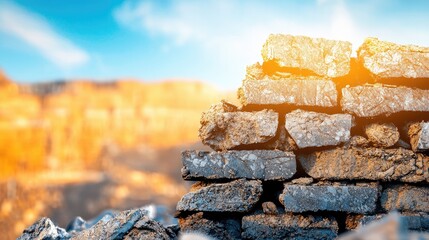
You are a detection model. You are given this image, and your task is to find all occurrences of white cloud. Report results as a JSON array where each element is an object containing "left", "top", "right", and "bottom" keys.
[
  {"left": 0, "top": 1, "right": 89, "bottom": 69},
  {"left": 114, "top": 0, "right": 363, "bottom": 65}
]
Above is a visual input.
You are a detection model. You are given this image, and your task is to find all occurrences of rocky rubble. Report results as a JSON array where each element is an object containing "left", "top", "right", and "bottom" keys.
[{"left": 18, "top": 208, "right": 177, "bottom": 240}]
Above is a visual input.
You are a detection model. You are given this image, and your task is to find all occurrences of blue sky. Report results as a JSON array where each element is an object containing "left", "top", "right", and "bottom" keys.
[{"left": 1, "top": 0, "right": 429, "bottom": 89}]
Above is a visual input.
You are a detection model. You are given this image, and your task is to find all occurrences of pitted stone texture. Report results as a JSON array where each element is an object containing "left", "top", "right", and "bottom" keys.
[
  {"left": 242, "top": 213, "right": 338, "bottom": 240},
  {"left": 71, "top": 208, "right": 175, "bottom": 240},
  {"left": 199, "top": 101, "right": 278, "bottom": 151},
  {"left": 176, "top": 179, "right": 263, "bottom": 213},
  {"left": 239, "top": 78, "right": 337, "bottom": 107},
  {"left": 341, "top": 85, "right": 429, "bottom": 117},
  {"left": 246, "top": 62, "right": 265, "bottom": 81},
  {"left": 279, "top": 183, "right": 378, "bottom": 214},
  {"left": 409, "top": 122, "right": 429, "bottom": 152},
  {"left": 179, "top": 212, "right": 241, "bottom": 240},
  {"left": 358, "top": 37, "right": 429, "bottom": 79},
  {"left": 365, "top": 122, "right": 400, "bottom": 147},
  {"left": 18, "top": 218, "right": 70, "bottom": 240},
  {"left": 381, "top": 185, "right": 429, "bottom": 212},
  {"left": 262, "top": 126, "right": 298, "bottom": 151},
  {"left": 346, "top": 212, "right": 429, "bottom": 231},
  {"left": 181, "top": 150, "right": 296, "bottom": 181},
  {"left": 285, "top": 110, "right": 352, "bottom": 148},
  {"left": 299, "top": 147, "right": 429, "bottom": 183},
  {"left": 261, "top": 34, "right": 352, "bottom": 77},
  {"left": 346, "top": 136, "right": 370, "bottom": 148}
]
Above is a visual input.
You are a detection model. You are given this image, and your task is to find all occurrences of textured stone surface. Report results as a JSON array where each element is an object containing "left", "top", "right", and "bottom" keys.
[
  {"left": 358, "top": 37, "right": 429, "bottom": 79},
  {"left": 381, "top": 185, "right": 429, "bottom": 212},
  {"left": 409, "top": 122, "right": 429, "bottom": 152},
  {"left": 365, "top": 122, "right": 400, "bottom": 147},
  {"left": 279, "top": 183, "right": 378, "bottom": 214},
  {"left": 245, "top": 62, "right": 265, "bottom": 80},
  {"left": 261, "top": 34, "right": 352, "bottom": 77},
  {"left": 346, "top": 135, "right": 370, "bottom": 148},
  {"left": 242, "top": 213, "right": 338, "bottom": 240},
  {"left": 181, "top": 150, "right": 296, "bottom": 181},
  {"left": 18, "top": 217, "right": 71, "bottom": 240},
  {"left": 299, "top": 147, "right": 429, "bottom": 182},
  {"left": 179, "top": 212, "right": 241, "bottom": 240},
  {"left": 199, "top": 101, "right": 278, "bottom": 150},
  {"left": 341, "top": 85, "right": 429, "bottom": 117},
  {"left": 176, "top": 179, "right": 263, "bottom": 212},
  {"left": 262, "top": 125, "right": 298, "bottom": 151},
  {"left": 71, "top": 208, "right": 175, "bottom": 240},
  {"left": 262, "top": 202, "right": 279, "bottom": 215},
  {"left": 239, "top": 78, "right": 337, "bottom": 107},
  {"left": 285, "top": 110, "right": 352, "bottom": 148},
  {"left": 346, "top": 212, "right": 429, "bottom": 231}
]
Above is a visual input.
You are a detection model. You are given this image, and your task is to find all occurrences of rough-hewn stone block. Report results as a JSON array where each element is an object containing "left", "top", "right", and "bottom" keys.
[
  {"left": 181, "top": 150, "right": 296, "bottom": 181},
  {"left": 365, "top": 122, "right": 400, "bottom": 147},
  {"left": 409, "top": 122, "right": 429, "bottom": 152},
  {"left": 299, "top": 147, "right": 429, "bottom": 183},
  {"left": 176, "top": 179, "right": 263, "bottom": 213},
  {"left": 279, "top": 182, "right": 378, "bottom": 214},
  {"left": 261, "top": 34, "right": 352, "bottom": 77},
  {"left": 285, "top": 110, "right": 352, "bottom": 148},
  {"left": 358, "top": 37, "right": 429, "bottom": 79},
  {"left": 242, "top": 213, "right": 338, "bottom": 240},
  {"left": 179, "top": 212, "right": 241, "bottom": 240},
  {"left": 381, "top": 185, "right": 429, "bottom": 212},
  {"left": 238, "top": 78, "right": 337, "bottom": 107},
  {"left": 199, "top": 101, "right": 278, "bottom": 150},
  {"left": 341, "top": 85, "right": 429, "bottom": 117}
]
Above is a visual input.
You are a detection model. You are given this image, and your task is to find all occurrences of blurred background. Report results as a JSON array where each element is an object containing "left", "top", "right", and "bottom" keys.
[{"left": 1, "top": 0, "right": 429, "bottom": 239}]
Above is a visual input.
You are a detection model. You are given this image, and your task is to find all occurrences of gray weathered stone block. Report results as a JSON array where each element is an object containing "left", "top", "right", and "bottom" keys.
[
  {"left": 279, "top": 182, "right": 378, "bottom": 214},
  {"left": 409, "top": 122, "right": 429, "bottom": 152},
  {"left": 199, "top": 101, "right": 278, "bottom": 150},
  {"left": 176, "top": 179, "right": 263, "bottom": 213},
  {"left": 381, "top": 185, "right": 429, "bottom": 212},
  {"left": 299, "top": 147, "right": 429, "bottom": 183},
  {"left": 358, "top": 37, "right": 429, "bottom": 79},
  {"left": 262, "top": 34, "right": 352, "bottom": 77},
  {"left": 242, "top": 213, "right": 338, "bottom": 240},
  {"left": 238, "top": 78, "right": 337, "bottom": 107},
  {"left": 181, "top": 150, "right": 296, "bottom": 181},
  {"left": 341, "top": 85, "right": 429, "bottom": 117},
  {"left": 285, "top": 109, "right": 352, "bottom": 148}
]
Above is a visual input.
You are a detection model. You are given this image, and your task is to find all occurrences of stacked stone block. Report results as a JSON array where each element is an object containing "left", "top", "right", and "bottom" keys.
[{"left": 176, "top": 34, "right": 429, "bottom": 239}]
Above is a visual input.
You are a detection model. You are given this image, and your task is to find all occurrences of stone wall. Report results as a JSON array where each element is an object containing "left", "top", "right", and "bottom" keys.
[{"left": 176, "top": 34, "right": 429, "bottom": 239}]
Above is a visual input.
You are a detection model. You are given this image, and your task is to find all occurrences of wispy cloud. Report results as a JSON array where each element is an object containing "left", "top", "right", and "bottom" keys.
[
  {"left": 114, "top": 0, "right": 363, "bottom": 64},
  {"left": 0, "top": 1, "right": 89, "bottom": 69}
]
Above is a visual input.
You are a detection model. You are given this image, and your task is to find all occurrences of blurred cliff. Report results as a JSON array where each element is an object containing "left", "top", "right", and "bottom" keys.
[{"left": 0, "top": 69, "right": 234, "bottom": 239}]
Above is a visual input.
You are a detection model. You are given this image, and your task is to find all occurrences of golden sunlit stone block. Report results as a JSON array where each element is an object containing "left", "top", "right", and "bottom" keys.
[
  {"left": 238, "top": 78, "right": 337, "bottom": 107},
  {"left": 261, "top": 34, "right": 352, "bottom": 77},
  {"left": 358, "top": 37, "right": 429, "bottom": 79},
  {"left": 341, "top": 85, "right": 429, "bottom": 117}
]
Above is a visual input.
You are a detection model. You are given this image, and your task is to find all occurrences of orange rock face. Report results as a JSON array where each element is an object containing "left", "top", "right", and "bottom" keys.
[{"left": 0, "top": 74, "right": 233, "bottom": 179}]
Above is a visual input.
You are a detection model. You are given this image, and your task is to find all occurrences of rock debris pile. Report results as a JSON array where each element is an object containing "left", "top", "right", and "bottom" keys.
[{"left": 177, "top": 34, "right": 429, "bottom": 239}]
